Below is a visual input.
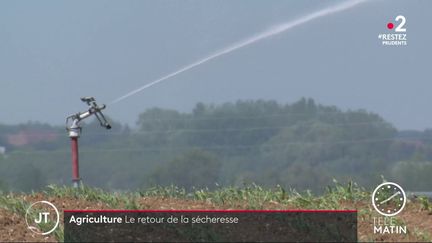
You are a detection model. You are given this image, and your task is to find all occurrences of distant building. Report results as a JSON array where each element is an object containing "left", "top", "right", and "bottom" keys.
[
  {"left": 7, "top": 131, "right": 57, "bottom": 147},
  {"left": 0, "top": 146, "right": 5, "bottom": 155}
]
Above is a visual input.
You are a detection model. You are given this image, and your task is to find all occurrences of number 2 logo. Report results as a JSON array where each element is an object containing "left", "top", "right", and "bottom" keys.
[{"left": 394, "top": 15, "right": 406, "bottom": 32}]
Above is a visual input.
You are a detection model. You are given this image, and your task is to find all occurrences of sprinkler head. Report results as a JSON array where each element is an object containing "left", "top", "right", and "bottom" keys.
[{"left": 81, "top": 97, "right": 95, "bottom": 103}]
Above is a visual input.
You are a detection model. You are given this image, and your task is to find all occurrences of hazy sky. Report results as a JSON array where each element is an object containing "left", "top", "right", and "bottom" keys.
[{"left": 0, "top": 0, "right": 430, "bottom": 130}]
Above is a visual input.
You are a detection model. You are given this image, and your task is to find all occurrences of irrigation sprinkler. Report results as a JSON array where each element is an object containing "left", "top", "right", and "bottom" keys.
[{"left": 66, "top": 97, "right": 111, "bottom": 188}]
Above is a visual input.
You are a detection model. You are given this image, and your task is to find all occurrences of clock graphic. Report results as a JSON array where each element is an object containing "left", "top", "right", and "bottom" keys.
[{"left": 372, "top": 182, "right": 406, "bottom": 217}]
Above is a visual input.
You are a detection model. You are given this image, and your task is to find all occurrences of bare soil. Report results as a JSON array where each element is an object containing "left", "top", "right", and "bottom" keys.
[{"left": 0, "top": 208, "right": 55, "bottom": 242}]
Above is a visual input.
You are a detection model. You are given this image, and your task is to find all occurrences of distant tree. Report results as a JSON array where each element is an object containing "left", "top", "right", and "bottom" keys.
[
  {"left": 79, "top": 116, "right": 123, "bottom": 145},
  {"left": 150, "top": 149, "right": 221, "bottom": 189},
  {"left": 137, "top": 108, "right": 187, "bottom": 131},
  {"left": 193, "top": 102, "right": 206, "bottom": 116},
  {"left": 14, "top": 162, "right": 47, "bottom": 192},
  {"left": 2, "top": 98, "right": 422, "bottom": 192},
  {"left": 0, "top": 179, "right": 8, "bottom": 192},
  {"left": 390, "top": 161, "right": 432, "bottom": 190}
]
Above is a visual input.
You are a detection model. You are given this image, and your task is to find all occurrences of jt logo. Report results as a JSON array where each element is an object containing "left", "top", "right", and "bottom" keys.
[
  {"left": 34, "top": 212, "right": 50, "bottom": 224},
  {"left": 25, "top": 201, "right": 60, "bottom": 235}
]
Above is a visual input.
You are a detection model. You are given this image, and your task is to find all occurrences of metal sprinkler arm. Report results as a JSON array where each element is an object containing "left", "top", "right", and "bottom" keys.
[
  {"left": 66, "top": 116, "right": 82, "bottom": 138},
  {"left": 66, "top": 97, "right": 111, "bottom": 138}
]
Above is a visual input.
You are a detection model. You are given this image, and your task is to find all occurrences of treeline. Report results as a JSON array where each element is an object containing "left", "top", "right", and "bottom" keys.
[{"left": 0, "top": 98, "right": 432, "bottom": 192}]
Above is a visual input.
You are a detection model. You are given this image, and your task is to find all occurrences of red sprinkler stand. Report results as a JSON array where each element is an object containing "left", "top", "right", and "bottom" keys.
[
  {"left": 66, "top": 97, "right": 111, "bottom": 188},
  {"left": 71, "top": 137, "right": 80, "bottom": 187}
]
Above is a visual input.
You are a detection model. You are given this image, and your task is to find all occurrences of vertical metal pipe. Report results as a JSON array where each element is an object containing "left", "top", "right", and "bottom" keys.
[{"left": 71, "top": 137, "right": 80, "bottom": 188}]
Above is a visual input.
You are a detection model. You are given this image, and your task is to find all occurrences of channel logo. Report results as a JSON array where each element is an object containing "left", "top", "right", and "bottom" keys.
[
  {"left": 386, "top": 15, "right": 406, "bottom": 32},
  {"left": 372, "top": 182, "right": 406, "bottom": 217},
  {"left": 25, "top": 201, "right": 60, "bottom": 235},
  {"left": 378, "top": 15, "right": 408, "bottom": 46},
  {"left": 371, "top": 182, "right": 408, "bottom": 235}
]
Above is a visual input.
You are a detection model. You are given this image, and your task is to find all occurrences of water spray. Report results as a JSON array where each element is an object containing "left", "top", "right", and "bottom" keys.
[
  {"left": 110, "top": 0, "right": 369, "bottom": 104},
  {"left": 66, "top": 97, "right": 111, "bottom": 188}
]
